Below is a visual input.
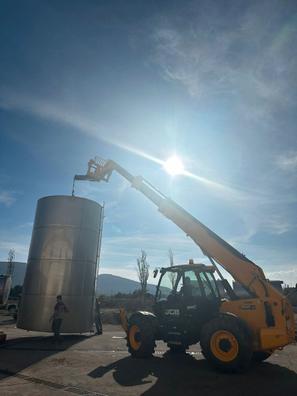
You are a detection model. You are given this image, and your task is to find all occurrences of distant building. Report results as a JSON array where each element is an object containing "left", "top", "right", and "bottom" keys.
[
  {"left": 0, "top": 262, "right": 27, "bottom": 287},
  {"left": 285, "top": 286, "right": 297, "bottom": 307},
  {"left": 269, "top": 280, "right": 284, "bottom": 294}
]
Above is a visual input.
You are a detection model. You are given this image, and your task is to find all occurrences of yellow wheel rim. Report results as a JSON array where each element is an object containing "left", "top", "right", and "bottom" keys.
[
  {"left": 129, "top": 325, "right": 141, "bottom": 351},
  {"left": 210, "top": 330, "right": 239, "bottom": 362}
]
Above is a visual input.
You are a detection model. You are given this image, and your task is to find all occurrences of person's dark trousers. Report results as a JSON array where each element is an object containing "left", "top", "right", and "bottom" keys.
[
  {"left": 95, "top": 315, "right": 102, "bottom": 334},
  {"left": 52, "top": 318, "right": 62, "bottom": 339}
]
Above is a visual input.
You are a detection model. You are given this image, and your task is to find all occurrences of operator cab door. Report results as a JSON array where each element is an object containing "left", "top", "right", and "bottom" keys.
[
  {"left": 181, "top": 270, "right": 220, "bottom": 342},
  {"left": 154, "top": 268, "right": 220, "bottom": 344},
  {"left": 154, "top": 270, "right": 183, "bottom": 339}
]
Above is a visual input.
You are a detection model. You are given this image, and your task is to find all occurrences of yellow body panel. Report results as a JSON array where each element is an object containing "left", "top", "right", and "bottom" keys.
[
  {"left": 120, "top": 308, "right": 129, "bottom": 333},
  {"left": 259, "top": 328, "right": 290, "bottom": 350},
  {"left": 221, "top": 297, "right": 295, "bottom": 351}
]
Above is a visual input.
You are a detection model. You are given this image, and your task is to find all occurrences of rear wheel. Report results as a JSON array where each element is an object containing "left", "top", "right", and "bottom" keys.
[
  {"left": 200, "top": 314, "right": 253, "bottom": 373},
  {"left": 252, "top": 351, "right": 272, "bottom": 363},
  {"left": 127, "top": 314, "right": 155, "bottom": 358}
]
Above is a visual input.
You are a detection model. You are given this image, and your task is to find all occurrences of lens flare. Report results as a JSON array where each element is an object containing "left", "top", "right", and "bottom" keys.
[{"left": 164, "top": 156, "right": 185, "bottom": 176}]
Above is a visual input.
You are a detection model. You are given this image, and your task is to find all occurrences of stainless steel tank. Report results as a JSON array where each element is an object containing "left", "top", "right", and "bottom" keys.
[{"left": 17, "top": 195, "right": 103, "bottom": 333}]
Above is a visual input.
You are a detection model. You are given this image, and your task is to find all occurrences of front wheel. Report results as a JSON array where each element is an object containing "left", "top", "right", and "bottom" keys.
[
  {"left": 200, "top": 314, "right": 253, "bottom": 373},
  {"left": 127, "top": 314, "right": 155, "bottom": 358}
]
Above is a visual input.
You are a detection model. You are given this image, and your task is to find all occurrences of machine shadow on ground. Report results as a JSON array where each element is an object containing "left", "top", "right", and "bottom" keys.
[
  {"left": 88, "top": 352, "right": 297, "bottom": 396},
  {"left": 0, "top": 335, "right": 90, "bottom": 381}
]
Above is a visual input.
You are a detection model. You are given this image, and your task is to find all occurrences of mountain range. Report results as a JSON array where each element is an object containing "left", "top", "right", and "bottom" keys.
[
  {"left": 0, "top": 262, "right": 155, "bottom": 295},
  {"left": 96, "top": 273, "right": 156, "bottom": 295}
]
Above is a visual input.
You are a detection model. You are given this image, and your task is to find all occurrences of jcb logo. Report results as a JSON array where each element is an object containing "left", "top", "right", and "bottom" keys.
[{"left": 164, "top": 309, "right": 180, "bottom": 316}]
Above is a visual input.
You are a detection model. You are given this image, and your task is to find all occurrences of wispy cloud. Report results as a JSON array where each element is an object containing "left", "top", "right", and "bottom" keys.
[
  {"left": 101, "top": 232, "right": 204, "bottom": 265},
  {"left": 0, "top": 190, "right": 16, "bottom": 207},
  {"left": 0, "top": 87, "right": 258, "bottom": 204},
  {"left": 229, "top": 208, "right": 296, "bottom": 250},
  {"left": 101, "top": 230, "right": 297, "bottom": 285},
  {"left": 0, "top": 88, "right": 111, "bottom": 144},
  {"left": 0, "top": 87, "right": 162, "bottom": 167},
  {"left": 276, "top": 151, "right": 297, "bottom": 171},
  {"left": 267, "top": 267, "right": 297, "bottom": 286},
  {"left": 16, "top": 222, "right": 34, "bottom": 229},
  {"left": 150, "top": 1, "right": 297, "bottom": 121},
  {"left": 183, "top": 169, "right": 254, "bottom": 203},
  {"left": 261, "top": 215, "right": 294, "bottom": 235},
  {"left": 147, "top": 2, "right": 297, "bottom": 244},
  {"left": 100, "top": 232, "right": 206, "bottom": 283}
]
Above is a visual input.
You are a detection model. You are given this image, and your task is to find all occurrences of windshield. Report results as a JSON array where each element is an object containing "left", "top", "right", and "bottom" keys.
[
  {"left": 156, "top": 268, "right": 219, "bottom": 301},
  {"left": 156, "top": 270, "right": 180, "bottom": 301},
  {"left": 183, "top": 270, "right": 203, "bottom": 297}
]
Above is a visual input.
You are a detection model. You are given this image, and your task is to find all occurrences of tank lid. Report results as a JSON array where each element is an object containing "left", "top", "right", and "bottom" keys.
[{"left": 38, "top": 195, "right": 102, "bottom": 207}]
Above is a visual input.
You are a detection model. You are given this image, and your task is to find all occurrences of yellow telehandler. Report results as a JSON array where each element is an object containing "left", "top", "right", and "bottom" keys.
[{"left": 75, "top": 158, "right": 296, "bottom": 372}]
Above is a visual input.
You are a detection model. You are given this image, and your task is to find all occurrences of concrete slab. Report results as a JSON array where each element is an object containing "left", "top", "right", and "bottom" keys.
[{"left": 0, "top": 322, "right": 297, "bottom": 396}]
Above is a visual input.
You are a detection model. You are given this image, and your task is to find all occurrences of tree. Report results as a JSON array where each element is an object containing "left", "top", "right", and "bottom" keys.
[
  {"left": 7, "top": 249, "right": 15, "bottom": 276},
  {"left": 168, "top": 248, "right": 174, "bottom": 266},
  {"left": 136, "top": 250, "right": 149, "bottom": 299}
]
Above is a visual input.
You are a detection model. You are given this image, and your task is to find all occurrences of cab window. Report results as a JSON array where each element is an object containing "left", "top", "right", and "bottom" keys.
[
  {"left": 183, "top": 270, "right": 203, "bottom": 297},
  {"left": 200, "top": 272, "right": 219, "bottom": 298},
  {"left": 156, "top": 270, "right": 180, "bottom": 301}
]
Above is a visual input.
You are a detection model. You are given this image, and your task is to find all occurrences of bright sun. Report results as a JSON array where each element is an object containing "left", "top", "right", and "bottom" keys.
[{"left": 163, "top": 155, "right": 185, "bottom": 176}]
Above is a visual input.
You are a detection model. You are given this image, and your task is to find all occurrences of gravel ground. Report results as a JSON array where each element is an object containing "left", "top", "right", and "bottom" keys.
[{"left": 0, "top": 315, "right": 297, "bottom": 396}]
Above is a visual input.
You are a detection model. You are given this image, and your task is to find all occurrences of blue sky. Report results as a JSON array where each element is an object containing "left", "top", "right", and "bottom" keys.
[{"left": 0, "top": 0, "right": 297, "bottom": 285}]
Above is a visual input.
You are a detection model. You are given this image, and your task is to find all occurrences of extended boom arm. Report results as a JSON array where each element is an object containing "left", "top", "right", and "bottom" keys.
[{"left": 74, "top": 158, "right": 275, "bottom": 300}]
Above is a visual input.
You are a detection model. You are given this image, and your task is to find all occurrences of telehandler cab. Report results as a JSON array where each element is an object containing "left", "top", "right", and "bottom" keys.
[
  {"left": 74, "top": 158, "right": 296, "bottom": 372},
  {"left": 126, "top": 263, "right": 225, "bottom": 354}
]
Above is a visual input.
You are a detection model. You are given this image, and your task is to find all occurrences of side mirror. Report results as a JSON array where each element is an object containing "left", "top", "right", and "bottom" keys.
[{"left": 153, "top": 269, "right": 158, "bottom": 278}]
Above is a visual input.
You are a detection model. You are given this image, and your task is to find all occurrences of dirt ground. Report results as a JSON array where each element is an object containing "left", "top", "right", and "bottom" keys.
[{"left": 0, "top": 314, "right": 297, "bottom": 396}]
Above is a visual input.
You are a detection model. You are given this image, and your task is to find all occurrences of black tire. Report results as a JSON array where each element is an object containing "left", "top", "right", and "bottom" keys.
[
  {"left": 167, "top": 344, "right": 186, "bottom": 354},
  {"left": 252, "top": 351, "right": 272, "bottom": 363},
  {"left": 127, "top": 314, "right": 156, "bottom": 358},
  {"left": 200, "top": 314, "right": 253, "bottom": 373}
]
